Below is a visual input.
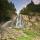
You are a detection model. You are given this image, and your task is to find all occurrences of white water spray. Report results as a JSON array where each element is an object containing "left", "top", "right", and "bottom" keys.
[{"left": 16, "top": 14, "right": 24, "bottom": 28}]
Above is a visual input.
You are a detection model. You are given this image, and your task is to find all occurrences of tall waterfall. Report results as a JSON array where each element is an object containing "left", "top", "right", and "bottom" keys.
[{"left": 16, "top": 14, "right": 24, "bottom": 28}]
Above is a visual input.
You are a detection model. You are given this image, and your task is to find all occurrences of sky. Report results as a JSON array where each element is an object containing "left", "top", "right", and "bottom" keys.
[
  {"left": 12, "top": 0, "right": 31, "bottom": 13},
  {"left": 8, "top": 0, "right": 40, "bottom": 13}
]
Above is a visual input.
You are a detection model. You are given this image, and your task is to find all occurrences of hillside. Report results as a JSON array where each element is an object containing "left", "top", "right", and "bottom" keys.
[
  {"left": 21, "top": 14, "right": 40, "bottom": 32},
  {"left": 0, "top": 0, "right": 40, "bottom": 40},
  {"left": 0, "top": 14, "right": 40, "bottom": 40}
]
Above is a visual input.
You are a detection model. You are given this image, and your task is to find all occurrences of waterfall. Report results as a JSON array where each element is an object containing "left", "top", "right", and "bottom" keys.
[{"left": 16, "top": 14, "right": 24, "bottom": 28}]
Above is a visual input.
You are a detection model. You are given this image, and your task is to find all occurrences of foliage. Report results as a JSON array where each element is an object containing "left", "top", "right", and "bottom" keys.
[
  {"left": 20, "top": 1, "right": 40, "bottom": 16},
  {"left": 0, "top": 0, "right": 16, "bottom": 22}
]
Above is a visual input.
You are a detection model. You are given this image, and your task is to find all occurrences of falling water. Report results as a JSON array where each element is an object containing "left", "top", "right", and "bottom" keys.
[{"left": 16, "top": 14, "right": 24, "bottom": 28}]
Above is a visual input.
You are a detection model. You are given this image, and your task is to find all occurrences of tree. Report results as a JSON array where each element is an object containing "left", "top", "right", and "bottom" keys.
[
  {"left": 20, "top": 0, "right": 40, "bottom": 16},
  {"left": 9, "top": 2, "right": 16, "bottom": 17},
  {"left": 0, "top": 0, "right": 16, "bottom": 22}
]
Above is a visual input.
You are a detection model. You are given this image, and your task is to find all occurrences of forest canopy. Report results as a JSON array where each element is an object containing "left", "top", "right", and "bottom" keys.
[
  {"left": 0, "top": 0, "right": 16, "bottom": 22},
  {"left": 20, "top": 1, "right": 40, "bottom": 16}
]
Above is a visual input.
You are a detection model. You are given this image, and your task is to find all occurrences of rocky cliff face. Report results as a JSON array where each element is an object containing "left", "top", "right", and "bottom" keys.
[
  {"left": 22, "top": 14, "right": 40, "bottom": 26},
  {"left": 21, "top": 14, "right": 40, "bottom": 32}
]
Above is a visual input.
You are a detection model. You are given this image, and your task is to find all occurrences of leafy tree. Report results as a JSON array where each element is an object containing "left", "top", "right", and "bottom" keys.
[
  {"left": 0, "top": 0, "right": 16, "bottom": 22},
  {"left": 9, "top": 2, "right": 16, "bottom": 17},
  {"left": 20, "top": 1, "right": 40, "bottom": 16}
]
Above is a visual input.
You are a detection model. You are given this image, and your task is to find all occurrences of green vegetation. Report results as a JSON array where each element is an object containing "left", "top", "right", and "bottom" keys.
[
  {"left": 0, "top": 0, "right": 16, "bottom": 22},
  {"left": 16, "top": 28, "right": 40, "bottom": 40},
  {"left": 16, "top": 35, "right": 33, "bottom": 40},
  {"left": 20, "top": 1, "right": 40, "bottom": 16}
]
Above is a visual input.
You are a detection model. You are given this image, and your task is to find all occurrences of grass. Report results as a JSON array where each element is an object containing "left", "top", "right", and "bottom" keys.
[
  {"left": 16, "top": 28, "right": 39, "bottom": 40},
  {"left": 16, "top": 36, "right": 33, "bottom": 40}
]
